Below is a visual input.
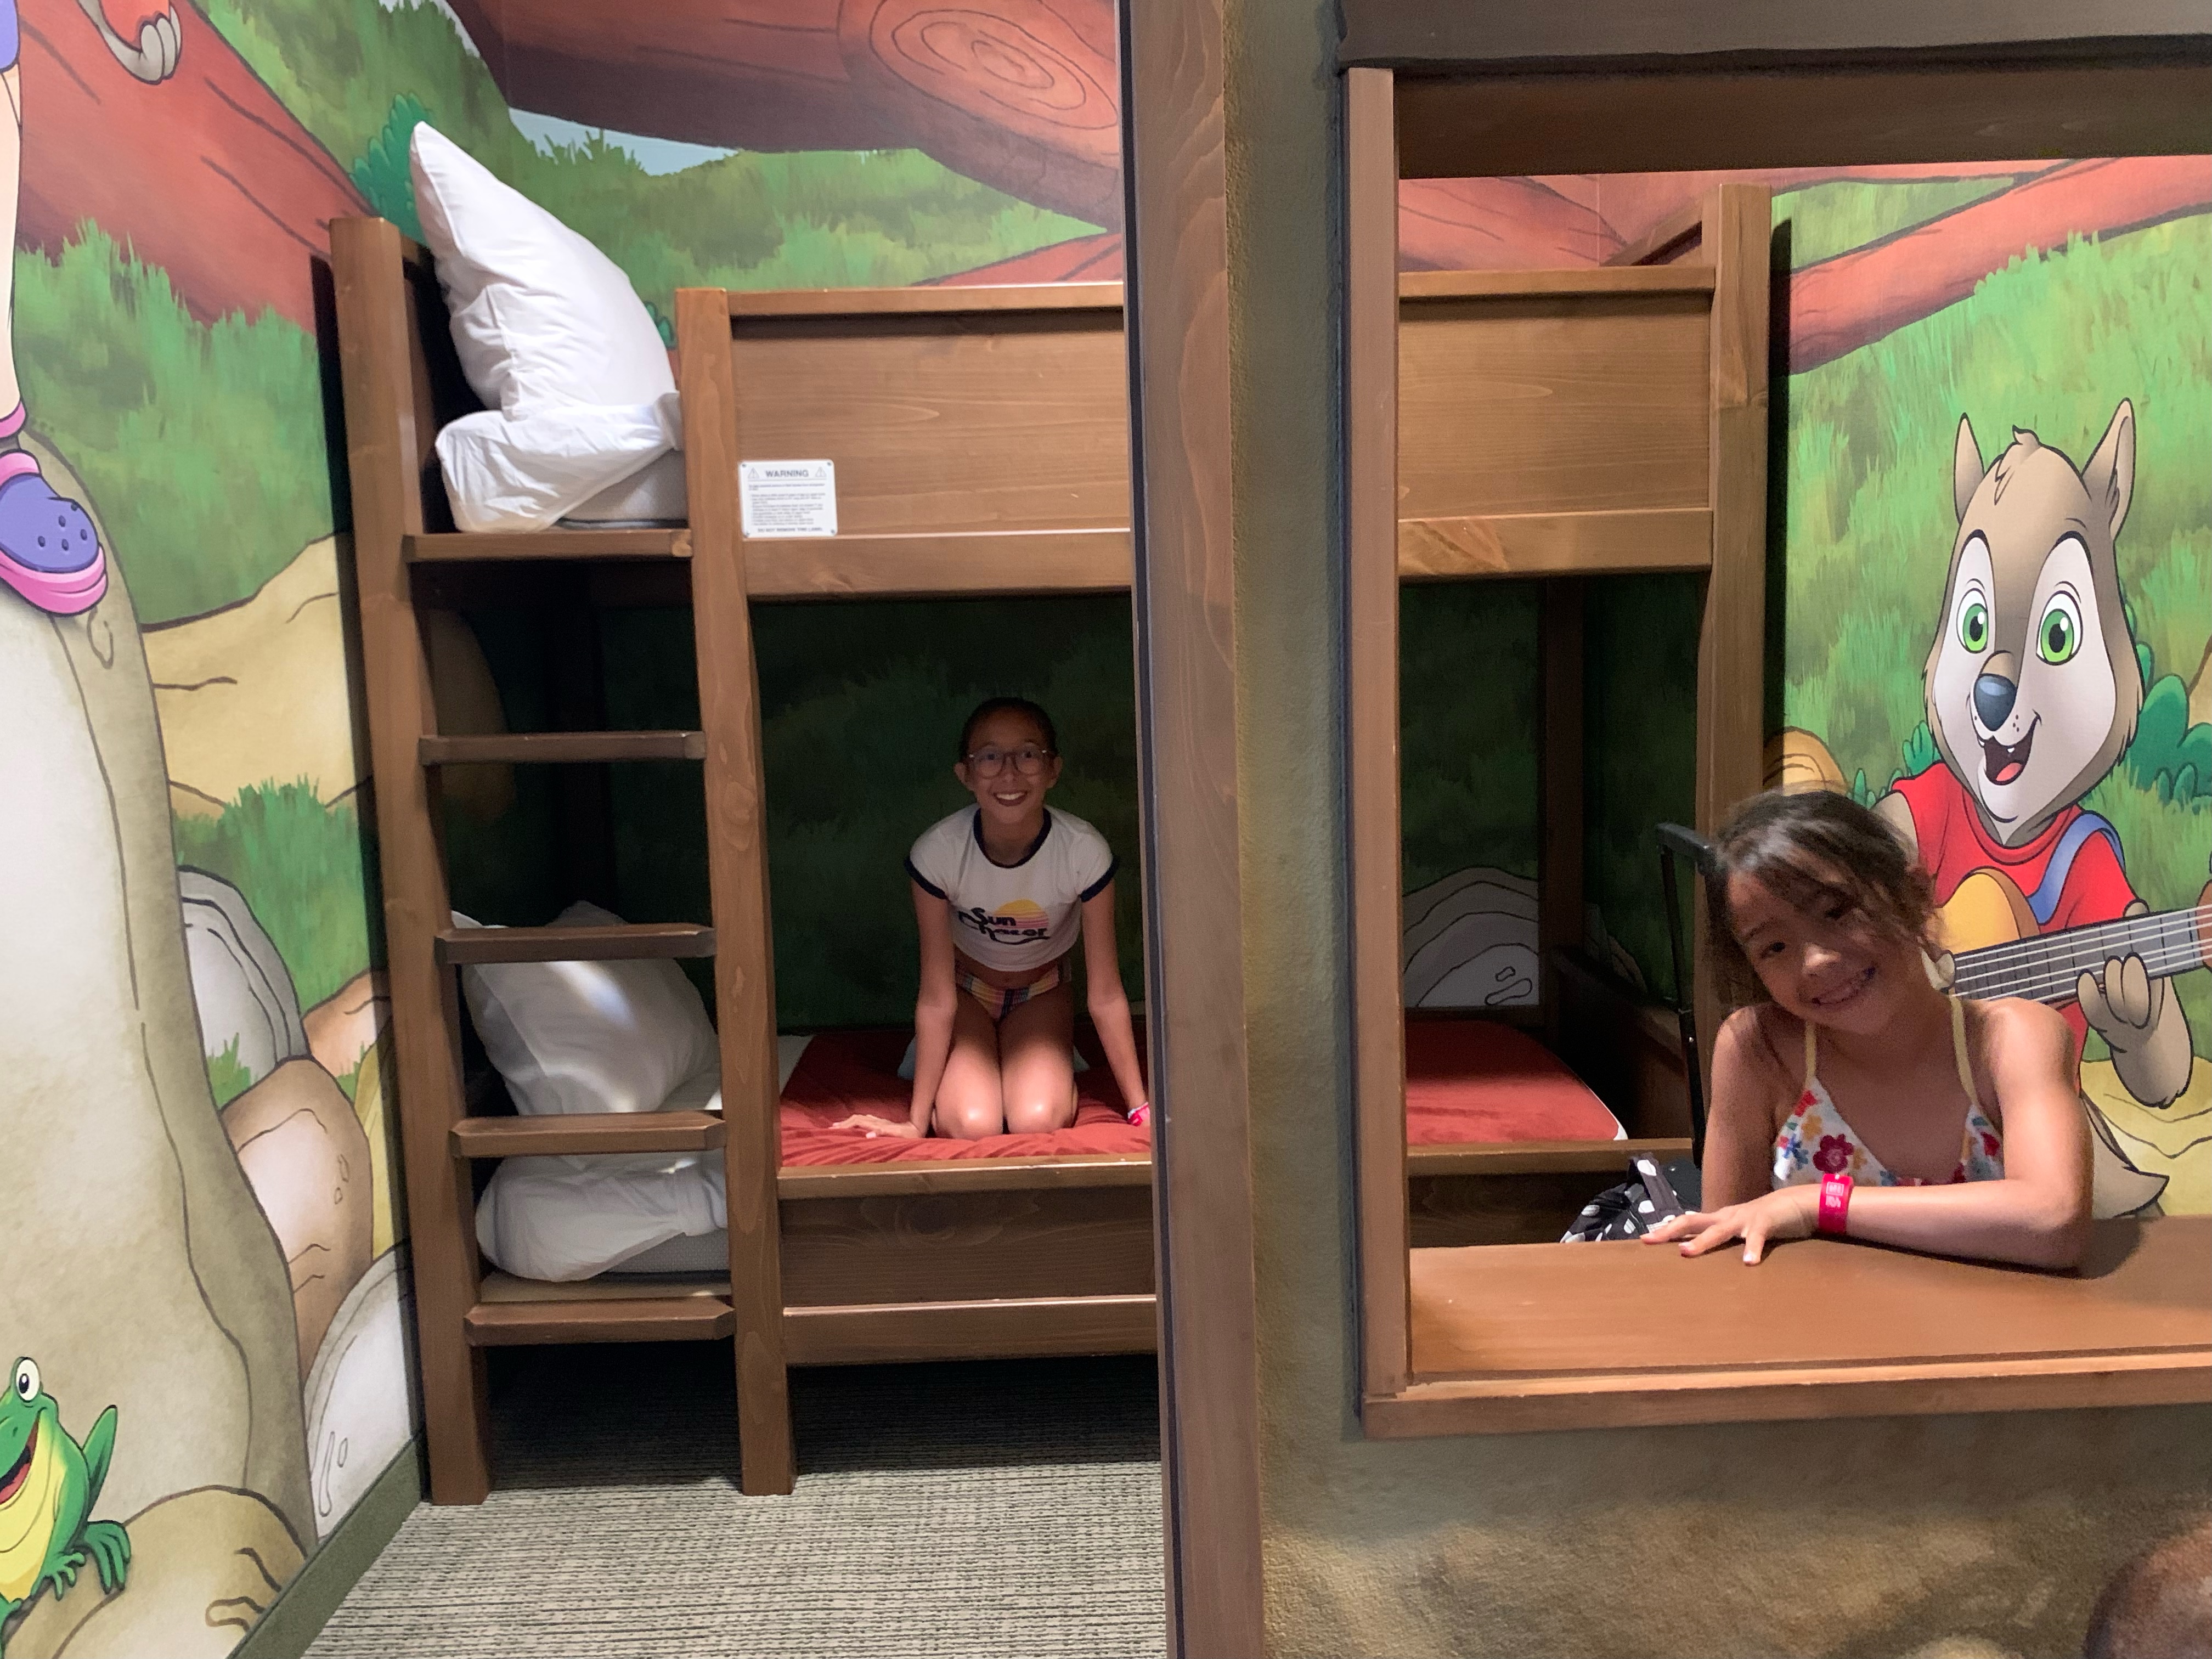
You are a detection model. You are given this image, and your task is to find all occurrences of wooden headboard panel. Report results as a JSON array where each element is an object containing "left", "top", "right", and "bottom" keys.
[
  {"left": 687, "top": 285, "right": 1133, "bottom": 601},
  {"left": 1395, "top": 266, "right": 1723, "bottom": 579},
  {"left": 725, "top": 288, "right": 1129, "bottom": 538}
]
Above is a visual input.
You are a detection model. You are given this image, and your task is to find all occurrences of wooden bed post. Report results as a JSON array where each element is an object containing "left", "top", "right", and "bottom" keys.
[
  {"left": 1123, "top": 0, "right": 1266, "bottom": 1644},
  {"left": 1346, "top": 64, "right": 1412, "bottom": 1406},
  {"left": 676, "top": 286, "right": 797, "bottom": 1496},
  {"left": 1694, "top": 184, "right": 1773, "bottom": 1090},
  {"left": 331, "top": 217, "right": 492, "bottom": 1504},
  {"left": 1538, "top": 577, "right": 1586, "bottom": 1051}
]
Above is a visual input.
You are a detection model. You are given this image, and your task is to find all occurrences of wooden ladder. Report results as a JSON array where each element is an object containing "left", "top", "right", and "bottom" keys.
[{"left": 331, "top": 218, "right": 795, "bottom": 1503}]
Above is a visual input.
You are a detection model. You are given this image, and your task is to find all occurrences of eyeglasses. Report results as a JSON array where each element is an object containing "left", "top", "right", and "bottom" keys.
[{"left": 965, "top": 744, "right": 1054, "bottom": 777}]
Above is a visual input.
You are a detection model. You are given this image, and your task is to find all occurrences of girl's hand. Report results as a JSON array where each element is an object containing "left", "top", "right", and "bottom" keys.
[
  {"left": 832, "top": 1114, "right": 923, "bottom": 1140},
  {"left": 1640, "top": 1184, "right": 1818, "bottom": 1263}
]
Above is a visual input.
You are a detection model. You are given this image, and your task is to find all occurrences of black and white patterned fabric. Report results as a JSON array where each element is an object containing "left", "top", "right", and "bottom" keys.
[{"left": 1561, "top": 1154, "right": 1703, "bottom": 1242}]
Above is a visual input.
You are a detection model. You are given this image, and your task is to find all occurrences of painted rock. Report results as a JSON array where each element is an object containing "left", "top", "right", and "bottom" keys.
[
  {"left": 302, "top": 1248, "right": 417, "bottom": 1541},
  {"left": 0, "top": 506, "right": 311, "bottom": 1536},
  {"left": 179, "top": 867, "right": 309, "bottom": 1087},
  {"left": 347, "top": 1037, "right": 406, "bottom": 1259},
  {"left": 1403, "top": 867, "right": 1541, "bottom": 1009},
  {"left": 4, "top": 1486, "right": 306, "bottom": 1659},
  {"left": 302, "top": 968, "right": 390, "bottom": 1081},
  {"left": 222, "top": 1060, "right": 376, "bottom": 1376},
  {"left": 424, "top": 607, "right": 515, "bottom": 822}
]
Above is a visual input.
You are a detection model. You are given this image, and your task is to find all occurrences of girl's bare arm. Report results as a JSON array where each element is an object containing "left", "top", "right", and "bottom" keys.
[
  {"left": 1818, "top": 1000, "right": 2090, "bottom": 1267},
  {"left": 905, "top": 884, "right": 961, "bottom": 1132},
  {"left": 1080, "top": 884, "right": 1148, "bottom": 1119},
  {"left": 1650, "top": 1001, "right": 2092, "bottom": 1268},
  {"left": 1701, "top": 1008, "right": 1791, "bottom": 1207}
]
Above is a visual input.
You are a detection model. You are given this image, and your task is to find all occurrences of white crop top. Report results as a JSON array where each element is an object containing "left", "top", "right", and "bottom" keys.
[{"left": 906, "top": 808, "right": 1117, "bottom": 973}]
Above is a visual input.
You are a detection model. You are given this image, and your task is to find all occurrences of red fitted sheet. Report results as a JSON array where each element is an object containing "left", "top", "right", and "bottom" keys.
[
  {"left": 776, "top": 1019, "right": 1620, "bottom": 1165},
  {"left": 778, "top": 1028, "right": 1148, "bottom": 1163},
  {"left": 1402, "top": 1018, "right": 1623, "bottom": 1144}
]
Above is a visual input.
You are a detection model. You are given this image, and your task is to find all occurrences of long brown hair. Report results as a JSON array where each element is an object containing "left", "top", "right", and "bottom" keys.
[{"left": 1704, "top": 789, "right": 1937, "bottom": 1004}]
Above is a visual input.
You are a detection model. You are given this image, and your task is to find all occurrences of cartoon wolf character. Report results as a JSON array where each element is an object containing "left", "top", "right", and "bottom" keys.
[{"left": 1876, "top": 401, "right": 2195, "bottom": 1131}]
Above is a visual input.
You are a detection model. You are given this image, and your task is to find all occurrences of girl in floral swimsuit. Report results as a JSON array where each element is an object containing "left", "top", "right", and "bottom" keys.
[{"left": 1643, "top": 790, "right": 2091, "bottom": 1268}]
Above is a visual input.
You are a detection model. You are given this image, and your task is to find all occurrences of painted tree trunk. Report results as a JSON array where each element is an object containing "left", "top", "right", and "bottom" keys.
[{"left": 0, "top": 504, "right": 312, "bottom": 1542}]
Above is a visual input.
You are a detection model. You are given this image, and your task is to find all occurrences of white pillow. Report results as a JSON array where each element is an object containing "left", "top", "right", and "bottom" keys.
[
  {"left": 409, "top": 123, "right": 672, "bottom": 414},
  {"left": 453, "top": 901, "right": 719, "bottom": 1118},
  {"left": 561, "top": 448, "right": 689, "bottom": 527},
  {"left": 408, "top": 124, "right": 681, "bottom": 533},
  {"left": 435, "top": 396, "right": 681, "bottom": 533}
]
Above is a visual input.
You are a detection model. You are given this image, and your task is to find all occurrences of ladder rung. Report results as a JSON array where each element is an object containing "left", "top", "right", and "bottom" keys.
[
  {"left": 420, "top": 730, "right": 707, "bottom": 765},
  {"left": 404, "top": 527, "right": 691, "bottom": 563},
  {"left": 450, "top": 1110, "right": 724, "bottom": 1159},
  {"left": 436, "top": 922, "right": 716, "bottom": 966},
  {"left": 464, "top": 1296, "right": 733, "bottom": 1346}
]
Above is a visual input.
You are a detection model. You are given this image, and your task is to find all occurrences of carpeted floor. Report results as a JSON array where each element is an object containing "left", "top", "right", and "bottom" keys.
[{"left": 308, "top": 1346, "right": 1166, "bottom": 1657}]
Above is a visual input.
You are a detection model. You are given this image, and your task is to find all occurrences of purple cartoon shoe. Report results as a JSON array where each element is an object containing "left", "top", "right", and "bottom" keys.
[{"left": 0, "top": 424, "right": 107, "bottom": 616}]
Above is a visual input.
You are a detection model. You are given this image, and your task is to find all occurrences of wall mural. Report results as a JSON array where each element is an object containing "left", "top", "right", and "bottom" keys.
[
  {"left": 1, "top": 2, "right": 2205, "bottom": 1651},
  {"left": 1771, "top": 177, "right": 2210, "bottom": 1217}
]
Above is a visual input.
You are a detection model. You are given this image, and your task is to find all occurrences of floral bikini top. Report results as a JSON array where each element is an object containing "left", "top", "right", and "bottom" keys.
[{"left": 1771, "top": 997, "right": 2005, "bottom": 1188}]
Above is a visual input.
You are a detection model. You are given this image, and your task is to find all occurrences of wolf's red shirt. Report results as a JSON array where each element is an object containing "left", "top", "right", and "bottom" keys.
[{"left": 1892, "top": 765, "right": 2137, "bottom": 1041}]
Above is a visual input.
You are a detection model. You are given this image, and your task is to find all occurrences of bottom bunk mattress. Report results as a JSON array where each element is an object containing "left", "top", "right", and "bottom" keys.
[
  {"left": 778, "top": 1027, "right": 1148, "bottom": 1163},
  {"left": 477, "top": 1018, "right": 1622, "bottom": 1280},
  {"left": 1403, "top": 1019, "right": 1624, "bottom": 1146}
]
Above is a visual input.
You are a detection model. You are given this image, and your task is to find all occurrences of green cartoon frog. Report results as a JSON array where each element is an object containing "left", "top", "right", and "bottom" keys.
[{"left": 1, "top": 1357, "right": 129, "bottom": 1656}]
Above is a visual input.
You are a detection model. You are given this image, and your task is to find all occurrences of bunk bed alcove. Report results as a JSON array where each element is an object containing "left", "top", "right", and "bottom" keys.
[
  {"left": 1380, "top": 184, "right": 1780, "bottom": 1266},
  {"left": 1353, "top": 170, "right": 1776, "bottom": 1412},
  {"left": 334, "top": 219, "right": 1151, "bottom": 1502},
  {"left": 332, "top": 211, "right": 1738, "bottom": 1503}
]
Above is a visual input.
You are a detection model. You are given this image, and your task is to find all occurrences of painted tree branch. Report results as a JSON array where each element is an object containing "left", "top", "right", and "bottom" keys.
[
  {"left": 1785, "top": 157, "right": 2212, "bottom": 373},
  {"left": 18, "top": 0, "right": 363, "bottom": 330},
  {"left": 442, "top": 0, "right": 899, "bottom": 155},
  {"left": 448, "top": 0, "right": 1120, "bottom": 227}
]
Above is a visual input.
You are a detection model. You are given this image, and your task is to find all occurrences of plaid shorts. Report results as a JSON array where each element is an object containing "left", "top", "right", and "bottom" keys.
[{"left": 954, "top": 958, "right": 1066, "bottom": 1022}]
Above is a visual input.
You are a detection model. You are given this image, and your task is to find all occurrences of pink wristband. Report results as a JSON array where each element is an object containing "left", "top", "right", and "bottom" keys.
[
  {"left": 1817, "top": 1173, "right": 1853, "bottom": 1235},
  {"left": 1127, "top": 1101, "right": 1150, "bottom": 1128}
]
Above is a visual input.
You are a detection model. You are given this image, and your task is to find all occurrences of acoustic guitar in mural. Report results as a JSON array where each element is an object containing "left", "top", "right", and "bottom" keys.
[{"left": 1937, "top": 868, "right": 2212, "bottom": 1005}]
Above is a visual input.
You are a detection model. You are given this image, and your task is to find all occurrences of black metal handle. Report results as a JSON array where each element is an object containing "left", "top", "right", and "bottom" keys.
[{"left": 1654, "top": 822, "right": 1713, "bottom": 1166}]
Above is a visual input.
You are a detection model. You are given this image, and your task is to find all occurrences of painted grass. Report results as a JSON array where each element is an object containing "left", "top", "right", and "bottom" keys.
[
  {"left": 202, "top": 0, "right": 1098, "bottom": 318},
  {"left": 172, "top": 783, "right": 380, "bottom": 1012},
  {"left": 1779, "top": 213, "right": 2211, "bottom": 783},
  {"left": 12, "top": 232, "right": 334, "bottom": 624},
  {"left": 207, "top": 1037, "right": 255, "bottom": 1110},
  {"left": 1773, "top": 176, "right": 2019, "bottom": 269},
  {"left": 1583, "top": 575, "right": 1704, "bottom": 1002}
]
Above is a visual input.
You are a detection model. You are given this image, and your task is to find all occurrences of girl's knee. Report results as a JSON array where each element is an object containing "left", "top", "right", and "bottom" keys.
[
  {"left": 936, "top": 1101, "right": 1004, "bottom": 1139},
  {"left": 1003, "top": 1094, "right": 1076, "bottom": 1136}
]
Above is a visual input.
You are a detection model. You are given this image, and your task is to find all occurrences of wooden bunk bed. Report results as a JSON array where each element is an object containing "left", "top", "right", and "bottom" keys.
[
  {"left": 331, "top": 198, "right": 1755, "bottom": 1504},
  {"left": 1387, "top": 186, "right": 1776, "bottom": 1246},
  {"left": 1351, "top": 182, "right": 1774, "bottom": 1368}
]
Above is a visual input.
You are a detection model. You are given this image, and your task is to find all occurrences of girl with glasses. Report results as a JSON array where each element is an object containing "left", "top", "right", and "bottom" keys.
[{"left": 833, "top": 697, "right": 1150, "bottom": 1140}]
